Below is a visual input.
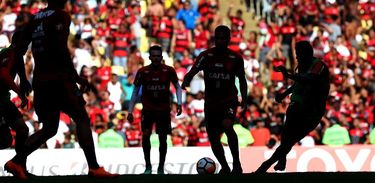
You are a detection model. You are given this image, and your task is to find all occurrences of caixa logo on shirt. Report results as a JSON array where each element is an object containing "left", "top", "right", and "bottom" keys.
[
  {"left": 146, "top": 85, "right": 166, "bottom": 91},
  {"left": 208, "top": 72, "right": 230, "bottom": 80}
]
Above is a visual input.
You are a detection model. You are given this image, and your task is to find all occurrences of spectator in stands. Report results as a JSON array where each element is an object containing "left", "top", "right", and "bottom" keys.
[
  {"left": 176, "top": 0, "right": 200, "bottom": 31},
  {"left": 98, "top": 122, "right": 125, "bottom": 148},
  {"left": 171, "top": 20, "right": 192, "bottom": 61},
  {"left": 322, "top": 117, "right": 351, "bottom": 146},
  {"left": 221, "top": 121, "right": 254, "bottom": 148},
  {"left": 250, "top": 119, "right": 271, "bottom": 146}
]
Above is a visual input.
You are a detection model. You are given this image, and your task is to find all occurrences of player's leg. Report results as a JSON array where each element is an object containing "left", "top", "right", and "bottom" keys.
[
  {"left": 3, "top": 101, "right": 29, "bottom": 154},
  {"left": 67, "top": 107, "right": 100, "bottom": 169},
  {"left": 141, "top": 110, "right": 153, "bottom": 174},
  {"left": 0, "top": 100, "right": 17, "bottom": 149},
  {"left": 63, "top": 81, "right": 118, "bottom": 178},
  {"left": 206, "top": 111, "right": 230, "bottom": 174},
  {"left": 255, "top": 104, "right": 298, "bottom": 173},
  {"left": 155, "top": 111, "right": 171, "bottom": 174},
  {"left": 0, "top": 119, "right": 12, "bottom": 149},
  {"left": 157, "top": 133, "right": 167, "bottom": 174},
  {"left": 274, "top": 115, "right": 322, "bottom": 171},
  {"left": 207, "top": 126, "right": 230, "bottom": 174},
  {"left": 5, "top": 106, "right": 59, "bottom": 180},
  {"left": 222, "top": 119, "right": 242, "bottom": 174},
  {"left": 222, "top": 105, "right": 242, "bottom": 174}
]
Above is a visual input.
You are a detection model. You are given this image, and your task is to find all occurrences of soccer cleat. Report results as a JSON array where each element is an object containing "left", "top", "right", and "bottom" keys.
[
  {"left": 274, "top": 158, "right": 286, "bottom": 171},
  {"left": 143, "top": 167, "right": 152, "bottom": 175},
  {"left": 157, "top": 167, "right": 164, "bottom": 175},
  {"left": 4, "top": 160, "right": 28, "bottom": 180},
  {"left": 88, "top": 167, "right": 119, "bottom": 178}
]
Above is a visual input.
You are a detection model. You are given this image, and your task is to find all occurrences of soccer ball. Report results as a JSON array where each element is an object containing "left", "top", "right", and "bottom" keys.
[{"left": 196, "top": 157, "right": 216, "bottom": 174}]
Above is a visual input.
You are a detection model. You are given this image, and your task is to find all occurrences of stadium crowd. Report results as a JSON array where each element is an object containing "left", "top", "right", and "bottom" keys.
[{"left": 0, "top": 0, "right": 374, "bottom": 149}]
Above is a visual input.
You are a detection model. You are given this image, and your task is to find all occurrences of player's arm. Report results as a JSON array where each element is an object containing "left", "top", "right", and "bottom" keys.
[
  {"left": 127, "top": 85, "right": 140, "bottom": 123},
  {"left": 171, "top": 69, "right": 182, "bottom": 115},
  {"left": 127, "top": 71, "right": 142, "bottom": 123},
  {"left": 276, "top": 61, "right": 324, "bottom": 84},
  {"left": 14, "top": 25, "right": 33, "bottom": 97},
  {"left": 57, "top": 13, "right": 81, "bottom": 83},
  {"left": 57, "top": 13, "right": 90, "bottom": 92},
  {"left": 236, "top": 56, "right": 248, "bottom": 108},
  {"left": 182, "top": 53, "right": 205, "bottom": 89},
  {"left": 275, "top": 84, "right": 295, "bottom": 103},
  {"left": 0, "top": 65, "right": 21, "bottom": 96},
  {"left": 0, "top": 59, "right": 28, "bottom": 107}
]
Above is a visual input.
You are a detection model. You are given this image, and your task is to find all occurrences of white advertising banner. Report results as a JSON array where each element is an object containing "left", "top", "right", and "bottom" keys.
[
  {"left": 1, "top": 145, "right": 375, "bottom": 176},
  {"left": 0, "top": 147, "right": 231, "bottom": 176}
]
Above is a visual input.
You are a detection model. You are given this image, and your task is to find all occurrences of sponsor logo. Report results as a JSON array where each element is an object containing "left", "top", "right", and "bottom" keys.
[
  {"left": 208, "top": 73, "right": 230, "bottom": 80},
  {"left": 214, "top": 63, "right": 223, "bottom": 68},
  {"left": 146, "top": 85, "right": 166, "bottom": 90},
  {"left": 34, "top": 10, "right": 55, "bottom": 19}
]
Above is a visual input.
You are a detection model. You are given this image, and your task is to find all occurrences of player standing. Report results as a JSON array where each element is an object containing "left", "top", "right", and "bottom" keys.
[
  {"left": 4, "top": 0, "right": 118, "bottom": 179},
  {"left": 127, "top": 45, "right": 183, "bottom": 174},
  {"left": 182, "top": 25, "right": 248, "bottom": 174},
  {"left": 255, "top": 41, "right": 330, "bottom": 173}
]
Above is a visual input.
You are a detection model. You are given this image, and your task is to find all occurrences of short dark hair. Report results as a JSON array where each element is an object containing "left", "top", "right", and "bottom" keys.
[
  {"left": 149, "top": 45, "right": 162, "bottom": 54},
  {"left": 214, "top": 25, "right": 231, "bottom": 38},
  {"left": 295, "top": 41, "right": 313, "bottom": 58}
]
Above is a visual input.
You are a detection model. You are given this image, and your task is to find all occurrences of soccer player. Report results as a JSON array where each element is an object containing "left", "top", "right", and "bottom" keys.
[
  {"left": 4, "top": 0, "right": 118, "bottom": 179},
  {"left": 182, "top": 25, "right": 248, "bottom": 174},
  {"left": 255, "top": 41, "right": 330, "bottom": 173},
  {"left": 127, "top": 45, "right": 183, "bottom": 175},
  {"left": 0, "top": 34, "right": 29, "bottom": 159}
]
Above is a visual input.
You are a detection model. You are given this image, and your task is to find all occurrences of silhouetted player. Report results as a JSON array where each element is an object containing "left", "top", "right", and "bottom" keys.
[
  {"left": 0, "top": 34, "right": 29, "bottom": 158},
  {"left": 127, "top": 45, "right": 182, "bottom": 174},
  {"left": 4, "top": 0, "right": 118, "bottom": 179},
  {"left": 182, "top": 25, "right": 248, "bottom": 174},
  {"left": 256, "top": 41, "right": 330, "bottom": 173}
]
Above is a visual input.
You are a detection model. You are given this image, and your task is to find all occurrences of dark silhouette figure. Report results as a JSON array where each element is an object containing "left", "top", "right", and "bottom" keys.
[
  {"left": 255, "top": 41, "right": 330, "bottom": 173},
  {"left": 0, "top": 31, "right": 33, "bottom": 180},
  {"left": 0, "top": 33, "right": 29, "bottom": 159},
  {"left": 127, "top": 45, "right": 183, "bottom": 175},
  {"left": 4, "top": 0, "right": 118, "bottom": 179},
  {"left": 182, "top": 25, "right": 248, "bottom": 174}
]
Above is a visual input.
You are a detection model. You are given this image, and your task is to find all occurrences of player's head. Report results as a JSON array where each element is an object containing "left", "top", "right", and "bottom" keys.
[
  {"left": 149, "top": 45, "right": 163, "bottom": 67},
  {"left": 295, "top": 41, "right": 314, "bottom": 72},
  {"left": 47, "top": 0, "right": 68, "bottom": 9},
  {"left": 214, "top": 25, "right": 231, "bottom": 49}
]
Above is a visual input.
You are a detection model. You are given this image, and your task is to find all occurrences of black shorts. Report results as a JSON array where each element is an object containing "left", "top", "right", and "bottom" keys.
[
  {"left": 204, "top": 101, "right": 238, "bottom": 134},
  {"left": 141, "top": 110, "right": 171, "bottom": 135},
  {"left": 33, "top": 80, "right": 86, "bottom": 123},
  {"left": 0, "top": 96, "right": 23, "bottom": 127}
]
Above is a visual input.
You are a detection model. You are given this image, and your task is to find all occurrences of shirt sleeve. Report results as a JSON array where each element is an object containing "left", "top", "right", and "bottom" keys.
[
  {"left": 192, "top": 51, "right": 206, "bottom": 71},
  {"left": 133, "top": 69, "right": 142, "bottom": 86},
  {"left": 170, "top": 67, "right": 179, "bottom": 84}
]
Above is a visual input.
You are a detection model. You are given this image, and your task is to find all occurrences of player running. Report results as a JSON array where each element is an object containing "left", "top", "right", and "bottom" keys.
[
  {"left": 255, "top": 41, "right": 330, "bottom": 173},
  {"left": 127, "top": 45, "right": 183, "bottom": 174},
  {"left": 4, "top": 0, "right": 118, "bottom": 179},
  {"left": 0, "top": 33, "right": 29, "bottom": 172},
  {"left": 182, "top": 25, "right": 248, "bottom": 174}
]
